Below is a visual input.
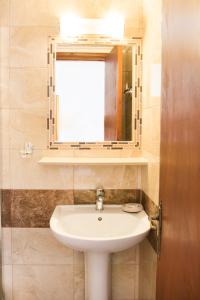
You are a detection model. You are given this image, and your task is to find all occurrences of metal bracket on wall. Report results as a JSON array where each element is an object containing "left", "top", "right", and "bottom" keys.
[{"left": 149, "top": 203, "right": 162, "bottom": 256}]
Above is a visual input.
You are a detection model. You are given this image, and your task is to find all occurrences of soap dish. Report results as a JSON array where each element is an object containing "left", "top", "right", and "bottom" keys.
[{"left": 122, "top": 203, "right": 144, "bottom": 213}]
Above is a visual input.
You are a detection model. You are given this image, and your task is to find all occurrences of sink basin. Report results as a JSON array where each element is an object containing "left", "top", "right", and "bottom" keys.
[
  {"left": 50, "top": 204, "right": 150, "bottom": 300},
  {"left": 50, "top": 204, "right": 150, "bottom": 253}
]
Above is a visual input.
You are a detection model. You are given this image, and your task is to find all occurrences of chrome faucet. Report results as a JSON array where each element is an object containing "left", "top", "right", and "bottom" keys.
[{"left": 96, "top": 188, "right": 105, "bottom": 211}]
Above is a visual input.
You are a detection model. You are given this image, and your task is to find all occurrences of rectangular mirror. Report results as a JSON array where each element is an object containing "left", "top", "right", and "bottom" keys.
[{"left": 48, "top": 37, "right": 142, "bottom": 149}]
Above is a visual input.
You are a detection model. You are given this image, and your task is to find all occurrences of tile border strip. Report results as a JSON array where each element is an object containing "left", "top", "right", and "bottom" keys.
[{"left": 1, "top": 189, "right": 158, "bottom": 254}]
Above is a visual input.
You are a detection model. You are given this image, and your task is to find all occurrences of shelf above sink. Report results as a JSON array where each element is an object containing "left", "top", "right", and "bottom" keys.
[{"left": 38, "top": 156, "right": 148, "bottom": 166}]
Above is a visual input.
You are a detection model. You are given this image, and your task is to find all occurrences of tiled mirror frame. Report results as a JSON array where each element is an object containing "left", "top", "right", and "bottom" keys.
[{"left": 47, "top": 36, "right": 143, "bottom": 151}]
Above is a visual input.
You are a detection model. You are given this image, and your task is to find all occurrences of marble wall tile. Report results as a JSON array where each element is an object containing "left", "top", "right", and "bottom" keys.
[
  {"left": 12, "top": 265, "right": 74, "bottom": 300},
  {"left": 73, "top": 255, "right": 85, "bottom": 300},
  {"left": 112, "top": 264, "right": 139, "bottom": 300},
  {"left": 2, "top": 228, "right": 12, "bottom": 265},
  {"left": 104, "top": 189, "right": 141, "bottom": 204},
  {"left": 1, "top": 189, "right": 73, "bottom": 227},
  {"left": 10, "top": 108, "right": 47, "bottom": 149},
  {"left": 74, "top": 189, "right": 141, "bottom": 204},
  {"left": 0, "top": 148, "right": 11, "bottom": 189},
  {"left": 74, "top": 166, "right": 140, "bottom": 189},
  {"left": 112, "top": 246, "right": 139, "bottom": 265},
  {"left": 10, "top": 189, "right": 73, "bottom": 227},
  {"left": 0, "top": 109, "right": 10, "bottom": 149},
  {"left": 0, "top": 67, "right": 10, "bottom": 109},
  {"left": 11, "top": 0, "right": 52, "bottom": 26},
  {"left": 0, "top": 27, "right": 10, "bottom": 67},
  {"left": 10, "top": 150, "right": 74, "bottom": 189},
  {"left": 138, "top": 262, "right": 157, "bottom": 300},
  {"left": 9, "top": 68, "right": 48, "bottom": 109},
  {"left": 2, "top": 188, "right": 141, "bottom": 227},
  {"left": 0, "top": 0, "right": 10, "bottom": 27},
  {"left": 12, "top": 228, "right": 73, "bottom": 265},
  {"left": 141, "top": 160, "right": 160, "bottom": 206},
  {"left": 139, "top": 239, "right": 157, "bottom": 299},
  {"left": 2, "top": 265, "right": 13, "bottom": 300},
  {"left": 9, "top": 26, "right": 59, "bottom": 68},
  {"left": 139, "top": 239, "right": 157, "bottom": 264}
]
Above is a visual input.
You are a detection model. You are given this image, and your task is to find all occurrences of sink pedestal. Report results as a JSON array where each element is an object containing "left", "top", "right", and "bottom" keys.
[{"left": 85, "top": 252, "right": 111, "bottom": 300}]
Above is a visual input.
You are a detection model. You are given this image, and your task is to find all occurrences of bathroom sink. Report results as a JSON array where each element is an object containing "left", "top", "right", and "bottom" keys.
[
  {"left": 50, "top": 205, "right": 150, "bottom": 252},
  {"left": 50, "top": 204, "right": 150, "bottom": 300}
]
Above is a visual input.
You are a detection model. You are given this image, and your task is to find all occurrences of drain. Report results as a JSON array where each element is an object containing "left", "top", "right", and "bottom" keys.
[{"left": 98, "top": 217, "right": 102, "bottom": 221}]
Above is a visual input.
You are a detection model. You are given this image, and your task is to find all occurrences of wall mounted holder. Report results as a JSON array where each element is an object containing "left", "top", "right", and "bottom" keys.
[{"left": 20, "top": 142, "right": 33, "bottom": 158}]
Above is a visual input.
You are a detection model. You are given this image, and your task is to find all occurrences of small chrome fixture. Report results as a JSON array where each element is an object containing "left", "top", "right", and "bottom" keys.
[
  {"left": 20, "top": 142, "right": 33, "bottom": 158},
  {"left": 96, "top": 188, "right": 105, "bottom": 211}
]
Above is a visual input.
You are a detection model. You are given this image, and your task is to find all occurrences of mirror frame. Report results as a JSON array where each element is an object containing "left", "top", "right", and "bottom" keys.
[{"left": 47, "top": 36, "right": 142, "bottom": 150}]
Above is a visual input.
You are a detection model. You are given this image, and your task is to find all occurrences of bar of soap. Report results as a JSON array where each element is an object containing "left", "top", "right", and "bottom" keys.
[{"left": 122, "top": 203, "right": 143, "bottom": 213}]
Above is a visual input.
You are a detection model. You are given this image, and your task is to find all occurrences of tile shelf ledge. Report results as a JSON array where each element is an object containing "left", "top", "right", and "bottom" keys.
[{"left": 38, "top": 156, "right": 148, "bottom": 166}]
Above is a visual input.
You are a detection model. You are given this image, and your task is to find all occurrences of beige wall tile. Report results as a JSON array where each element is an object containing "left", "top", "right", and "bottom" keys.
[
  {"left": 0, "top": 0, "right": 10, "bottom": 26},
  {"left": 0, "top": 148, "right": 11, "bottom": 189},
  {"left": 112, "top": 245, "right": 139, "bottom": 265},
  {"left": 9, "top": 68, "right": 48, "bottom": 109},
  {"left": 2, "top": 228, "right": 12, "bottom": 265},
  {"left": 0, "top": 27, "right": 10, "bottom": 67},
  {"left": 142, "top": 106, "right": 160, "bottom": 155},
  {"left": 13, "top": 265, "right": 73, "bottom": 300},
  {"left": 139, "top": 239, "right": 157, "bottom": 264},
  {"left": 142, "top": 160, "right": 160, "bottom": 206},
  {"left": 0, "top": 109, "right": 10, "bottom": 149},
  {"left": 11, "top": 0, "right": 52, "bottom": 26},
  {"left": 138, "top": 262, "right": 157, "bottom": 300},
  {"left": 112, "top": 264, "right": 138, "bottom": 300},
  {"left": 74, "top": 261, "right": 85, "bottom": 300},
  {"left": 10, "top": 26, "right": 59, "bottom": 68},
  {"left": 12, "top": 228, "right": 73, "bottom": 265},
  {"left": 0, "top": 67, "right": 10, "bottom": 109},
  {"left": 10, "top": 150, "right": 74, "bottom": 189},
  {"left": 74, "top": 250, "right": 84, "bottom": 266},
  {"left": 2, "top": 265, "right": 13, "bottom": 300},
  {"left": 10, "top": 108, "right": 47, "bottom": 149},
  {"left": 74, "top": 165, "right": 140, "bottom": 189}
]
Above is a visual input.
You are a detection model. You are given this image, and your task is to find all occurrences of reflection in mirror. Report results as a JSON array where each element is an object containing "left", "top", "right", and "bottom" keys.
[
  {"left": 48, "top": 38, "right": 142, "bottom": 146},
  {"left": 56, "top": 59, "right": 105, "bottom": 142}
]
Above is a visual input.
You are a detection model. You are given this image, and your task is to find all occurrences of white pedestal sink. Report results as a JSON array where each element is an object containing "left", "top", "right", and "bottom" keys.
[{"left": 50, "top": 205, "right": 150, "bottom": 300}]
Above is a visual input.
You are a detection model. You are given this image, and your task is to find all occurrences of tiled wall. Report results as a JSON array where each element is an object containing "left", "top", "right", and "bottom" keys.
[
  {"left": 0, "top": 1, "right": 150, "bottom": 300},
  {"left": 2, "top": 228, "right": 140, "bottom": 300},
  {"left": 0, "top": 0, "right": 144, "bottom": 190},
  {"left": 139, "top": 0, "right": 162, "bottom": 299}
]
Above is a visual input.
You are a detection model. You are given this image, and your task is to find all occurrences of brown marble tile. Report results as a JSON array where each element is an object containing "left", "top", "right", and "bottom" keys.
[
  {"left": 1, "top": 190, "right": 73, "bottom": 227},
  {"left": 104, "top": 189, "right": 141, "bottom": 204},
  {"left": 142, "top": 191, "right": 160, "bottom": 254},
  {"left": 2, "top": 189, "right": 142, "bottom": 228},
  {"left": 74, "top": 189, "right": 141, "bottom": 205},
  {"left": 11, "top": 190, "right": 73, "bottom": 227},
  {"left": 142, "top": 191, "right": 159, "bottom": 217},
  {"left": 74, "top": 189, "right": 96, "bottom": 204}
]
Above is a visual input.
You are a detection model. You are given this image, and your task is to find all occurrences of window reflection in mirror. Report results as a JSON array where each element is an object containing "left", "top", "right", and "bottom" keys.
[
  {"left": 53, "top": 43, "right": 136, "bottom": 143},
  {"left": 56, "top": 60, "right": 105, "bottom": 142}
]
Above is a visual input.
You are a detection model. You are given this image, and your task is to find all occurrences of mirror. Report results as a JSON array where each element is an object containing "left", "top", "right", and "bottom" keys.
[{"left": 48, "top": 37, "right": 142, "bottom": 147}]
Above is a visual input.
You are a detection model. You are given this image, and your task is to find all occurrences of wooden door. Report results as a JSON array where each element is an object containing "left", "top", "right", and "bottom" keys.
[
  {"left": 104, "top": 46, "right": 122, "bottom": 140},
  {"left": 157, "top": 0, "right": 200, "bottom": 299}
]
